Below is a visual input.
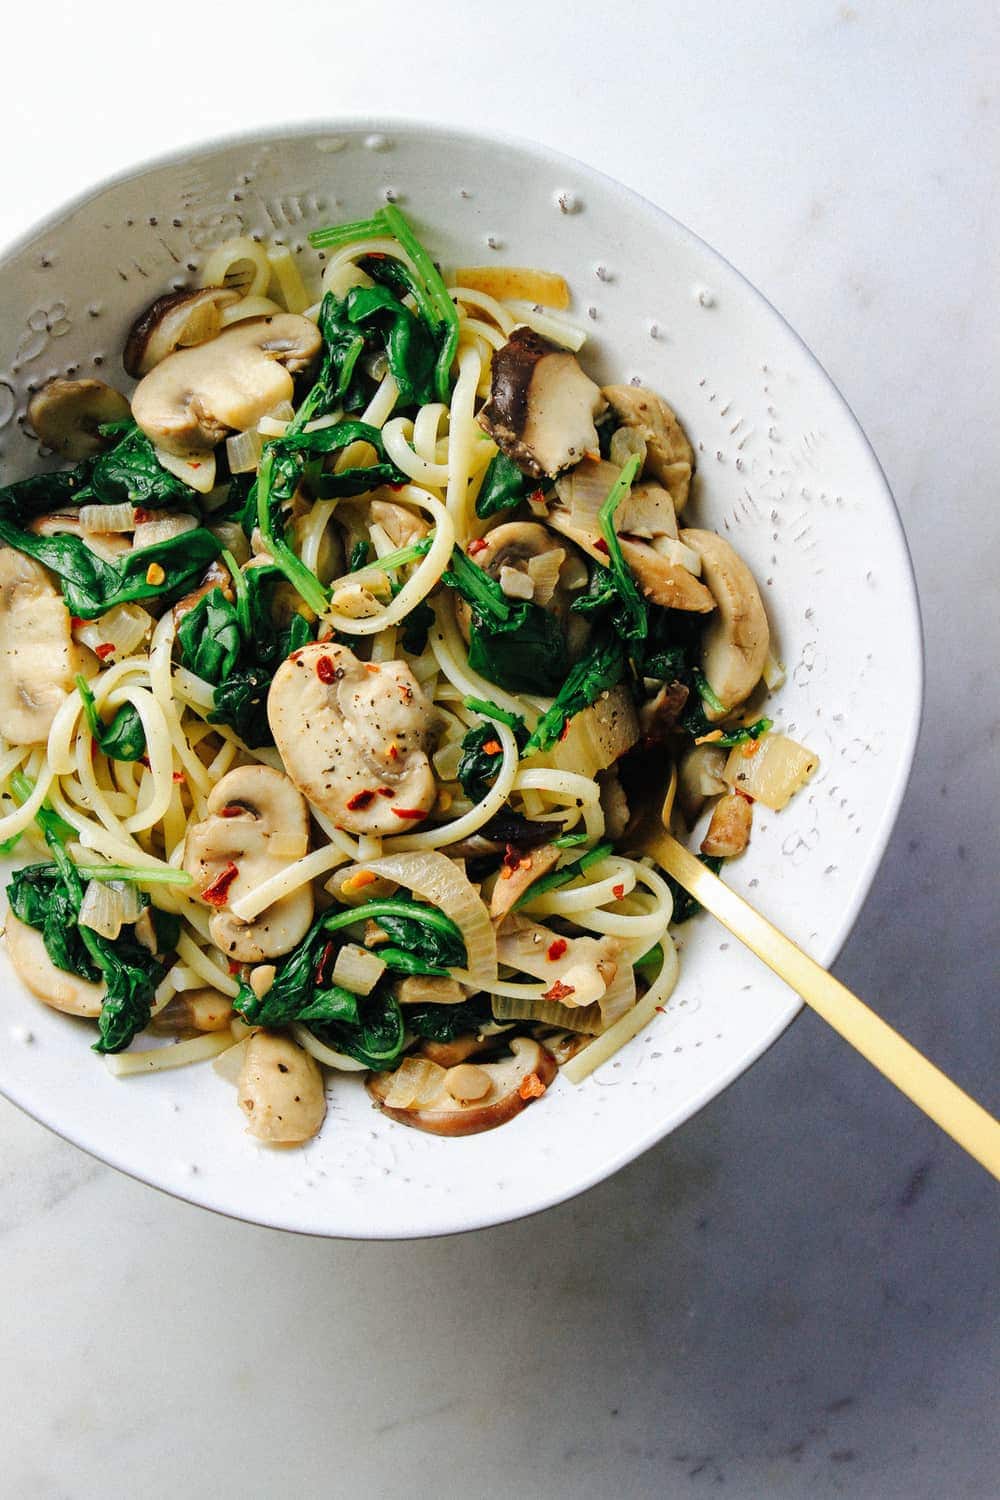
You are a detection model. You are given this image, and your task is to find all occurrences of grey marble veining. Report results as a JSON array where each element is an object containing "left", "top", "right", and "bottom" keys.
[{"left": 0, "top": 2, "right": 997, "bottom": 1497}]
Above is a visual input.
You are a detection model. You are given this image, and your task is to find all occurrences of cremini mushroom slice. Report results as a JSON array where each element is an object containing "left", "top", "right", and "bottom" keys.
[
  {"left": 477, "top": 326, "right": 606, "bottom": 478},
  {"left": 0, "top": 548, "right": 91, "bottom": 744},
  {"left": 602, "top": 384, "right": 695, "bottom": 512},
  {"left": 419, "top": 1033, "right": 496, "bottom": 1068},
  {"left": 130, "top": 314, "right": 322, "bottom": 456},
  {"left": 489, "top": 842, "right": 561, "bottom": 922},
  {"left": 238, "top": 1030, "right": 326, "bottom": 1145},
  {"left": 547, "top": 507, "right": 715, "bottom": 613},
  {"left": 267, "top": 642, "right": 443, "bottom": 835},
  {"left": 367, "top": 1035, "right": 557, "bottom": 1136},
  {"left": 183, "top": 764, "right": 313, "bottom": 962},
  {"left": 700, "top": 789, "right": 753, "bottom": 858},
  {"left": 3, "top": 913, "right": 105, "bottom": 1018},
  {"left": 679, "top": 528, "right": 770, "bottom": 718},
  {"left": 123, "top": 287, "right": 242, "bottom": 378},
  {"left": 27, "top": 378, "right": 130, "bottom": 461}
]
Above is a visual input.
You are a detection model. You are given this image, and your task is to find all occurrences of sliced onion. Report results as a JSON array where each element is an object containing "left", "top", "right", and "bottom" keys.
[
  {"left": 492, "top": 992, "right": 603, "bottom": 1034},
  {"left": 432, "top": 741, "right": 464, "bottom": 781},
  {"left": 153, "top": 448, "right": 216, "bottom": 495},
  {"left": 650, "top": 535, "right": 702, "bottom": 574},
  {"left": 226, "top": 428, "right": 264, "bottom": 474},
  {"left": 361, "top": 850, "right": 497, "bottom": 987},
  {"left": 209, "top": 520, "right": 251, "bottom": 566},
  {"left": 79, "top": 502, "right": 135, "bottom": 533},
  {"left": 383, "top": 1056, "right": 446, "bottom": 1109},
  {"left": 609, "top": 426, "right": 648, "bottom": 470},
  {"left": 79, "top": 879, "right": 125, "bottom": 939},
  {"left": 75, "top": 603, "right": 154, "bottom": 660},
  {"left": 110, "top": 879, "right": 143, "bottom": 925},
  {"left": 331, "top": 942, "right": 385, "bottom": 996},
  {"left": 134, "top": 514, "right": 198, "bottom": 548}
]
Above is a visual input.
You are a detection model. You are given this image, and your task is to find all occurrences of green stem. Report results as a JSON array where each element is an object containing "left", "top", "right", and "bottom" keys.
[{"left": 381, "top": 204, "right": 460, "bottom": 402}]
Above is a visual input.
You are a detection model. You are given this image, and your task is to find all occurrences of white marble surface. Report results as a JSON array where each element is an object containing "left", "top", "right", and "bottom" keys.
[{"left": 0, "top": 2, "right": 996, "bottom": 1496}]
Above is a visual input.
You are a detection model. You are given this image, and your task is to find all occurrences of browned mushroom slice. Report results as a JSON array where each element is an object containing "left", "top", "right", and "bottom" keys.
[
  {"left": 123, "top": 287, "right": 242, "bottom": 378},
  {"left": 27, "top": 378, "right": 131, "bottom": 461},
  {"left": 268, "top": 642, "right": 442, "bottom": 835},
  {"left": 172, "top": 558, "right": 235, "bottom": 628},
  {"left": 367, "top": 1036, "right": 557, "bottom": 1136},
  {"left": 700, "top": 789, "right": 753, "bottom": 858},
  {"left": 477, "top": 327, "right": 606, "bottom": 478},
  {"left": 547, "top": 507, "right": 715, "bottom": 612},
  {"left": 131, "top": 314, "right": 321, "bottom": 455},
  {"left": 679, "top": 529, "right": 770, "bottom": 716},
  {"left": 489, "top": 842, "right": 562, "bottom": 922},
  {"left": 602, "top": 384, "right": 695, "bottom": 512}
]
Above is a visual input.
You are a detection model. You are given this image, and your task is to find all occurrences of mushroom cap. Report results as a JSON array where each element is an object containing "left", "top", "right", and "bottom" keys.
[
  {"left": 238, "top": 1030, "right": 327, "bottom": 1145},
  {"left": 546, "top": 509, "right": 715, "bottom": 612},
  {"left": 267, "top": 642, "right": 442, "bottom": 835},
  {"left": 478, "top": 327, "right": 606, "bottom": 478},
  {"left": 679, "top": 528, "right": 770, "bottom": 716},
  {"left": 602, "top": 384, "right": 695, "bottom": 512},
  {"left": 27, "top": 378, "right": 130, "bottom": 461},
  {"left": 123, "top": 287, "right": 241, "bottom": 379},
  {"left": 0, "top": 547, "right": 91, "bottom": 745},
  {"left": 4, "top": 914, "right": 105, "bottom": 1018},
  {"left": 367, "top": 1036, "right": 557, "bottom": 1136},
  {"left": 183, "top": 764, "right": 314, "bottom": 962},
  {"left": 130, "top": 314, "right": 321, "bottom": 456}
]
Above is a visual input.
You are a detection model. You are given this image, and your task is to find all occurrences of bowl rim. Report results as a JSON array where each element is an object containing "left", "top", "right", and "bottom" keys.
[{"left": 0, "top": 116, "right": 924, "bottom": 1238}]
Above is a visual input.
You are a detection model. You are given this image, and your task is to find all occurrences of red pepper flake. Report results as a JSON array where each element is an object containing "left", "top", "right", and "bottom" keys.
[
  {"left": 482, "top": 738, "right": 501, "bottom": 756},
  {"left": 387, "top": 482, "right": 405, "bottom": 492},
  {"left": 594, "top": 538, "right": 610, "bottom": 555},
  {"left": 70, "top": 616, "right": 85, "bottom": 631},
  {"left": 94, "top": 642, "right": 116, "bottom": 661},
  {"left": 314, "top": 940, "right": 335, "bottom": 987},
  {"left": 543, "top": 980, "right": 575, "bottom": 1003},
  {"left": 376, "top": 786, "right": 395, "bottom": 798},
  {"left": 201, "top": 862, "right": 239, "bottom": 906},
  {"left": 133, "top": 508, "right": 152, "bottom": 525},
  {"left": 315, "top": 654, "right": 337, "bottom": 683},
  {"left": 518, "top": 1072, "right": 546, "bottom": 1101},
  {"left": 391, "top": 807, "right": 426, "bottom": 820},
  {"left": 530, "top": 489, "right": 545, "bottom": 505},
  {"left": 218, "top": 804, "right": 245, "bottom": 818},
  {"left": 613, "top": 883, "right": 625, "bottom": 900},
  {"left": 346, "top": 789, "right": 376, "bottom": 811},
  {"left": 189, "top": 462, "right": 202, "bottom": 470},
  {"left": 140, "top": 755, "right": 151, "bottom": 769},
  {"left": 228, "top": 961, "right": 242, "bottom": 975},
  {"left": 386, "top": 743, "right": 399, "bottom": 761},
  {"left": 559, "top": 719, "right": 571, "bottom": 742},
  {"left": 655, "top": 1005, "right": 666, "bottom": 1014},
  {"left": 502, "top": 843, "right": 522, "bottom": 870},
  {"left": 172, "top": 770, "right": 186, "bottom": 783},
  {"left": 547, "top": 938, "right": 568, "bottom": 962},
  {"left": 468, "top": 537, "right": 488, "bottom": 556}
]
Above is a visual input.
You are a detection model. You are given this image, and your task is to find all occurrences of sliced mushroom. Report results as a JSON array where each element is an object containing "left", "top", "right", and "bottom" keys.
[
  {"left": 419, "top": 1033, "right": 495, "bottom": 1068},
  {"left": 602, "top": 384, "right": 695, "bottom": 512},
  {"left": 679, "top": 529, "right": 770, "bottom": 718},
  {"left": 496, "top": 914, "right": 622, "bottom": 1008},
  {"left": 238, "top": 1030, "right": 326, "bottom": 1145},
  {"left": 393, "top": 975, "right": 465, "bottom": 1006},
  {"left": 27, "top": 378, "right": 131, "bottom": 461},
  {"left": 554, "top": 458, "right": 680, "bottom": 541},
  {"left": 3, "top": 913, "right": 104, "bottom": 1017},
  {"left": 27, "top": 508, "right": 132, "bottom": 559},
  {"left": 489, "top": 842, "right": 562, "bottom": 922},
  {"left": 547, "top": 507, "right": 714, "bottom": 612},
  {"left": 0, "top": 549, "right": 91, "bottom": 744},
  {"left": 268, "top": 642, "right": 443, "bottom": 835},
  {"left": 183, "top": 764, "right": 313, "bottom": 962},
  {"left": 477, "top": 327, "right": 606, "bottom": 478},
  {"left": 123, "top": 287, "right": 242, "bottom": 378},
  {"left": 367, "top": 1035, "right": 557, "bottom": 1136},
  {"left": 639, "top": 681, "right": 690, "bottom": 742},
  {"left": 368, "top": 497, "right": 431, "bottom": 548},
  {"left": 700, "top": 789, "right": 753, "bottom": 858},
  {"left": 130, "top": 314, "right": 322, "bottom": 456},
  {"left": 676, "top": 741, "right": 729, "bottom": 825}
]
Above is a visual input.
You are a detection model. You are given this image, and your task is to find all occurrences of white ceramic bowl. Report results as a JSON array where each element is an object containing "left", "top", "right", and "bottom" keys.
[{"left": 0, "top": 122, "right": 922, "bottom": 1237}]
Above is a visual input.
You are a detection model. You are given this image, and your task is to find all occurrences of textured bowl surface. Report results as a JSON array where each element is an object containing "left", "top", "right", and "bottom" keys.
[{"left": 0, "top": 121, "right": 922, "bottom": 1237}]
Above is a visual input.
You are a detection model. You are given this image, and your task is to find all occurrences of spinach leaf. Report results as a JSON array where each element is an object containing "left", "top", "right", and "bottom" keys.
[
  {"left": 350, "top": 539, "right": 371, "bottom": 571},
  {"left": 78, "top": 421, "right": 198, "bottom": 509},
  {"left": 0, "top": 463, "right": 94, "bottom": 523},
  {"left": 206, "top": 665, "right": 273, "bottom": 748},
  {"left": 0, "top": 518, "right": 222, "bottom": 619},
  {"left": 400, "top": 598, "right": 434, "bottom": 655},
  {"left": 596, "top": 454, "right": 645, "bottom": 639},
  {"left": 457, "top": 719, "right": 527, "bottom": 803},
  {"left": 475, "top": 451, "right": 531, "bottom": 519},
  {"left": 322, "top": 898, "right": 468, "bottom": 970},
  {"left": 340, "top": 283, "right": 437, "bottom": 407},
  {"left": 522, "top": 629, "right": 628, "bottom": 756},
  {"left": 440, "top": 544, "right": 567, "bottom": 694},
  {"left": 405, "top": 995, "right": 493, "bottom": 1042},
  {"left": 308, "top": 987, "right": 406, "bottom": 1070},
  {"left": 374, "top": 947, "right": 451, "bottom": 977},
  {"left": 234, "top": 923, "right": 360, "bottom": 1027},
  {"left": 176, "top": 588, "right": 242, "bottom": 685},
  {"left": 715, "top": 717, "right": 772, "bottom": 747},
  {"left": 635, "top": 943, "right": 663, "bottom": 982},
  {"left": 76, "top": 675, "right": 146, "bottom": 762}
]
